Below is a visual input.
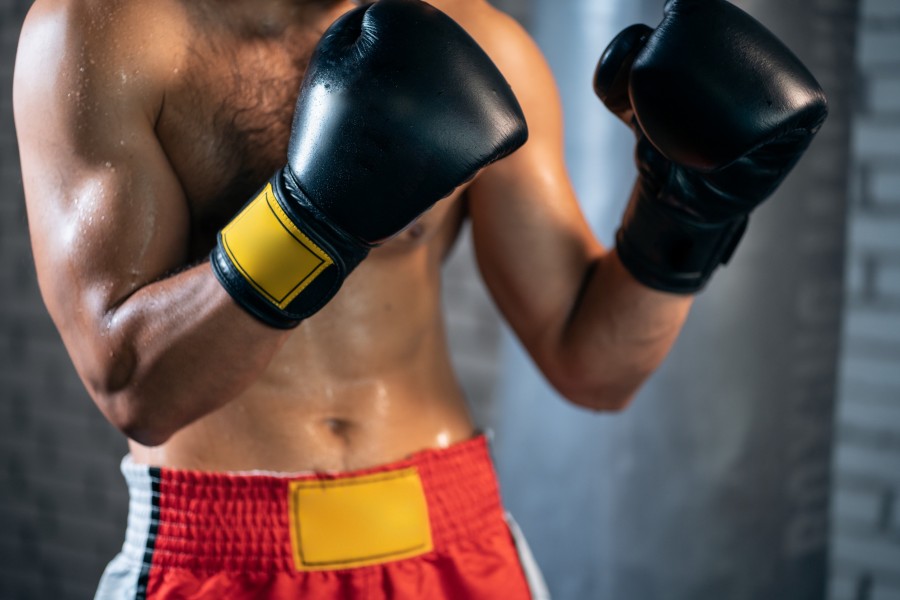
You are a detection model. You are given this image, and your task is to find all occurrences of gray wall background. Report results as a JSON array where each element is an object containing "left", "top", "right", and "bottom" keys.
[
  {"left": 0, "top": 0, "right": 898, "bottom": 599},
  {"left": 829, "top": 0, "right": 900, "bottom": 597}
]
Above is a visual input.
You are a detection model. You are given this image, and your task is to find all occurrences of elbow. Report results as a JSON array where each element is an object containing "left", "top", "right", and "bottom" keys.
[
  {"left": 549, "top": 362, "right": 647, "bottom": 413},
  {"left": 566, "top": 387, "right": 637, "bottom": 412},
  {"left": 85, "top": 353, "right": 175, "bottom": 447},
  {"left": 100, "top": 391, "right": 177, "bottom": 447},
  {"left": 119, "top": 420, "right": 176, "bottom": 448},
  {"left": 560, "top": 381, "right": 638, "bottom": 413}
]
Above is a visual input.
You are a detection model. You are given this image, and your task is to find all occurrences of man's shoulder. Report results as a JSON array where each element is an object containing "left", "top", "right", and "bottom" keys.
[
  {"left": 432, "top": 0, "right": 543, "bottom": 79},
  {"left": 24, "top": 0, "right": 187, "bottom": 40},
  {"left": 20, "top": 0, "right": 190, "bottom": 88},
  {"left": 431, "top": 0, "right": 525, "bottom": 40},
  {"left": 17, "top": 0, "right": 191, "bottom": 124},
  {"left": 430, "top": 0, "right": 557, "bottom": 111}
]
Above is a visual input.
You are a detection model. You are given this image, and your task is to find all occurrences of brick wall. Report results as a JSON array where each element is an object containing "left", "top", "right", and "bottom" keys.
[{"left": 829, "top": 0, "right": 900, "bottom": 598}]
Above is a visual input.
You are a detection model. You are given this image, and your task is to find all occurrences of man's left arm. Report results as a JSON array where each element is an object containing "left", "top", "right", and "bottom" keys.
[
  {"left": 461, "top": 0, "right": 826, "bottom": 412},
  {"left": 462, "top": 5, "right": 693, "bottom": 411}
]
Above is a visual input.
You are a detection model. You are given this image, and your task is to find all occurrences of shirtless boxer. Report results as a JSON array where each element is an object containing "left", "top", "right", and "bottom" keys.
[{"left": 13, "top": 0, "right": 826, "bottom": 598}]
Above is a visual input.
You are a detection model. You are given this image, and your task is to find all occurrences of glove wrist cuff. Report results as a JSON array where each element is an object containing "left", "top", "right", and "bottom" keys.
[
  {"left": 210, "top": 171, "right": 369, "bottom": 329},
  {"left": 616, "top": 182, "right": 748, "bottom": 294}
]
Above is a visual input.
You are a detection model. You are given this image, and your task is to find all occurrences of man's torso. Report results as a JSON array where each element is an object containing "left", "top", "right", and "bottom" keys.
[{"left": 128, "top": 0, "right": 481, "bottom": 471}]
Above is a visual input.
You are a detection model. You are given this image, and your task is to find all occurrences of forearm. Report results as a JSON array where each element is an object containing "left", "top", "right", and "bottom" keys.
[
  {"left": 557, "top": 0, "right": 826, "bottom": 411},
  {"left": 81, "top": 263, "right": 289, "bottom": 446},
  {"left": 554, "top": 248, "right": 693, "bottom": 410}
]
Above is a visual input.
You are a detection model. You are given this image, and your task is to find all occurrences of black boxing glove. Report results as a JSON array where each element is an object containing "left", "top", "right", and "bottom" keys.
[
  {"left": 211, "top": 0, "right": 527, "bottom": 327},
  {"left": 594, "top": 0, "right": 827, "bottom": 293}
]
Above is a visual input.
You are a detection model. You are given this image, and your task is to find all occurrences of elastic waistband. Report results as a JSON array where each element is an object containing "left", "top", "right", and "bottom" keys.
[{"left": 119, "top": 436, "right": 506, "bottom": 574}]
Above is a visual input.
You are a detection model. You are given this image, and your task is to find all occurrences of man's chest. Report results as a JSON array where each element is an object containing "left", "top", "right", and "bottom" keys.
[
  {"left": 155, "top": 28, "right": 319, "bottom": 237},
  {"left": 150, "top": 3, "right": 469, "bottom": 257}
]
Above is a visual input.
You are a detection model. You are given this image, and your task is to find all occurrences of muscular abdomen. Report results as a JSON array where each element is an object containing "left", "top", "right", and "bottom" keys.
[
  {"left": 131, "top": 194, "right": 475, "bottom": 472},
  {"left": 133, "top": 2, "right": 476, "bottom": 472}
]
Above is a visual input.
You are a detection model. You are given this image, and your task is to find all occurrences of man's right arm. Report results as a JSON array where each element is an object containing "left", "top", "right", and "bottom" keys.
[
  {"left": 14, "top": 0, "right": 528, "bottom": 446},
  {"left": 14, "top": 1, "right": 291, "bottom": 446}
]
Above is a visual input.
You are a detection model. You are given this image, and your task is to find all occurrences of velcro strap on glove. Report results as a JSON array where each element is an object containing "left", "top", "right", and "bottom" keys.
[
  {"left": 615, "top": 183, "right": 748, "bottom": 294},
  {"left": 211, "top": 170, "right": 369, "bottom": 328}
]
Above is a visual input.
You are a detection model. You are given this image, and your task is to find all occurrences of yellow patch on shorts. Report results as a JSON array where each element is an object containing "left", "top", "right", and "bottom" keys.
[{"left": 288, "top": 468, "right": 434, "bottom": 571}]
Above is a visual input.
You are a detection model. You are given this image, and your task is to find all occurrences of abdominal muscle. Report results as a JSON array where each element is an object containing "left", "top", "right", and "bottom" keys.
[{"left": 128, "top": 194, "right": 477, "bottom": 473}]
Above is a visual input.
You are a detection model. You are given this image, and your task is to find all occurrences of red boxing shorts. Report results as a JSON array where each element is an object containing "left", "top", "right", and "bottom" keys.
[{"left": 95, "top": 436, "right": 548, "bottom": 599}]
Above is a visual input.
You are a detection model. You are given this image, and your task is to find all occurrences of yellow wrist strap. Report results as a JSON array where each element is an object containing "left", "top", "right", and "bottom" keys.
[{"left": 220, "top": 183, "right": 334, "bottom": 310}]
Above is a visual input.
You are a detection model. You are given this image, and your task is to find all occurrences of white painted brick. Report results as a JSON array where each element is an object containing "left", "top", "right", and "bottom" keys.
[
  {"left": 853, "top": 118, "right": 900, "bottom": 161},
  {"left": 834, "top": 443, "right": 900, "bottom": 484},
  {"left": 841, "top": 354, "right": 900, "bottom": 388},
  {"left": 863, "top": 0, "right": 900, "bottom": 19},
  {"left": 871, "top": 168, "right": 900, "bottom": 205},
  {"left": 839, "top": 399, "right": 900, "bottom": 437},
  {"left": 832, "top": 532, "right": 900, "bottom": 574},
  {"left": 878, "top": 262, "right": 900, "bottom": 298},
  {"left": 849, "top": 214, "right": 900, "bottom": 254},
  {"left": 871, "top": 76, "right": 900, "bottom": 114},
  {"left": 843, "top": 307, "right": 900, "bottom": 345},
  {"left": 859, "top": 30, "right": 900, "bottom": 68},
  {"left": 840, "top": 378, "right": 900, "bottom": 404},
  {"left": 832, "top": 486, "right": 884, "bottom": 526}
]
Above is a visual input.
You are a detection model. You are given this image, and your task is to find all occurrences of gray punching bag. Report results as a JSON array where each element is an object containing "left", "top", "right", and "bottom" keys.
[{"left": 489, "top": 1, "right": 858, "bottom": 599}]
